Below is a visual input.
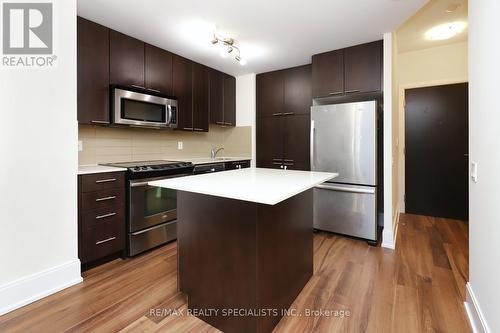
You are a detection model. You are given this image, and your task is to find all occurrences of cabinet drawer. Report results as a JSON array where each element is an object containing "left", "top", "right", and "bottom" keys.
[
  {"left": 83, "top": 220, "right": 124, "bottom": 263},
  {"left": 81, "top": 187, "right": 124, "bottom": 211},
  {"left": 227, "top": 160, "right": 250, "bottom": 170},
  {"left": 81, "top": 205, "right": 124, "bottom": 229},
  {"left": 80, "top": 172, "right": 124, "bottom": 193}
]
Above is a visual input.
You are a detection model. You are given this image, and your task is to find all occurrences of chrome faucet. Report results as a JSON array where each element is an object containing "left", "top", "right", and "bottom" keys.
[{"left": 211, "top": 147, "right": 224, "bottom": 159}]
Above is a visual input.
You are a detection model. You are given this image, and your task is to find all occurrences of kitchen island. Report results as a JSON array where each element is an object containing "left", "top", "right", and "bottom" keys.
[{"left": 149, "top": 168, "right": 337, "bottom": 333}]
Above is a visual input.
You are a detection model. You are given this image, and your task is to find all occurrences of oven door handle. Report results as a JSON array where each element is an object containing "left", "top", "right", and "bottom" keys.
[
  {"left": 131, "top": 221, "right": 174, "bottom": 236},
  {"left": 130, "top": 182, "right": 149, "bottom": 187}
]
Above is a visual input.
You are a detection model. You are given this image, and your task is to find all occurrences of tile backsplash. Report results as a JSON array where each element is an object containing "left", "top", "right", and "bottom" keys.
[{"left": 78, "top": 124, "right": 252, "bottom": 165}]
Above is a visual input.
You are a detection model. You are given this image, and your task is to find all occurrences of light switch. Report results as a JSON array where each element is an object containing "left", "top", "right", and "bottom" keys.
[
  {"left": 78, "top": 140, "right": 83, "bottom": 152},
  {"left": 471, "top": 161, "right": 478, "bottom": 183},
  {"left": 177, "top": 141, "right": 183, "bottom": 150}
]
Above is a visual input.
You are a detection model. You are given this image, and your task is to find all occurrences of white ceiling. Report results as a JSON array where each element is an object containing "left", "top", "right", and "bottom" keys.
[{"left": 77, "top": 0, "right": 427, "bottom": 76}]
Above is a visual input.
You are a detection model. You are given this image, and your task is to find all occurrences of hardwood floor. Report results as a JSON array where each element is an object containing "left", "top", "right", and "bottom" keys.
[{"left": 0, "top": 214, "right": 470, "bottom": 332}]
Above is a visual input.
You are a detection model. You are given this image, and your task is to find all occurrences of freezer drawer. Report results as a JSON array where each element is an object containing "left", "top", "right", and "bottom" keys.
[
  {"left": 313, "top": 183, "right": 377, "bottom": 241},
  {"left": 128, "top": 220, "right": 177, "bottom": 256}
]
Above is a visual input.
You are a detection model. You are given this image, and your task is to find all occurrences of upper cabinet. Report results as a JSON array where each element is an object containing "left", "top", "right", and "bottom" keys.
[
  {"left": 256, "top": 70, "right": 284, "bottom": 117},
  {"left": 172, "top": 55, "right": 193, "bottom": 130},
  {"left": 192, "top": 62, "right": 209, "bottom": 132},
  {"left": 209, "top": 70, "right": 236, "bottom": 127},
  {"left": 109, "top": 31, "right": 145, "bottom": 87},
  {"left": 312, "top": 40, "right": 382, "bottom": 98},
  {"left": 77, "top": 17, "right": 110, "bottom": 125},
  {"left": 312, "top": 50, "right": 343, "bottom": 98},
  {"left": 344, "top": 41, "right": 382, "bottom": 94},
  {"left": 284, "top": 65, "right": 312, "bottom": 115},
  {"left": 145, "top": 44, "right": 173, "bottom": 95}
]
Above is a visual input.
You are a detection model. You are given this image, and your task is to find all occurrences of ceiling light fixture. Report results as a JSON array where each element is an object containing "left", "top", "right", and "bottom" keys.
[
  {"left": 424, "top": 21, "right": 467, "bottom": 41},
  {"left": 211, "top": 32, "right": 247, "bottom": 66}
]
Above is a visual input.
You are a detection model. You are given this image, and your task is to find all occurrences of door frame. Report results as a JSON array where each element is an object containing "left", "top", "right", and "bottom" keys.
[{"left": 398, "top": 79, "right": 468, "bottom": 213}]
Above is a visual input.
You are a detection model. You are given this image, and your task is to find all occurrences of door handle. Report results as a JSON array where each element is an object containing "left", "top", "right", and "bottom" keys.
[
  {"left": 310, "top": 120, "right": 315, "bottom": 170},
  {"left": 96, "top": 212, "right": 116, "bottom": 220},
  {"left": 345, "top": 89, "right": 360, "bottom": 94},
  {"left": 95, "top": 178, "right": 116, "bottom": 184},
  {"left": 315, "top": 184, "right": 376, "bottom": 194}
]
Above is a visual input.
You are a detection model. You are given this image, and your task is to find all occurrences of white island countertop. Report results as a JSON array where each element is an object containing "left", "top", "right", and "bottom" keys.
[{"left": 149, "top": 168, "right": 338, "bottom": 205}]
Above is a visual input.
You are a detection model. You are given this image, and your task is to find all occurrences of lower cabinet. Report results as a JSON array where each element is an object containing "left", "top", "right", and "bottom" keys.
[
  {"left": 78, "top": 172, "right": 125, "bottom": 268},
  {"left": 225, "top": 160, "right": 251, "bottom": 170}
]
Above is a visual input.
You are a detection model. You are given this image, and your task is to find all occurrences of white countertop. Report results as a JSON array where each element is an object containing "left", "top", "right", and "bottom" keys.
[
  {"left": 169, "top": 157, "right": 251, "bottom": 165},
  {"left": 149, "top": 168, "right": 338, "bottom": 205},
  {"left": 78, "top": 165, "right": 127, "bottom": 175}
]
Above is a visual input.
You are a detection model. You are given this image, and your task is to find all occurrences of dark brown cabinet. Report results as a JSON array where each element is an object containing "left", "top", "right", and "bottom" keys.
[
  {"left": 109, "top": 31, "right": 145, "bottom": 87},
  {"left": 311, "top": 40, "right": 382, "bottom": 98},
  {"left": 77, "top": 17, "right": 110, "bottom": 125},
  {"left": 224, "top": 160, "right": 251, "bottom": 170},
  {"left": 344, "top": 40, "right": 382, "bottom": 94},
  {"left": 172, "top": 55, "right": 193, "bottom": 130},
  {"left": 256, "top": 65, "right": 311, "bottom": 170},
  {"left": 78, "top": 172, "right": 126, "bottom": 268},
  {"left": 192, "top": 62, "right": 209, "bottom": 132},
  {"left": 312, "top": 50, "right": 344, "bottom": 98},
  {"left": 145, "top": 44, "right": 173, "bottom": 95},
  {"left": 209, "top": 70, "right": 236, "bottom": 127}
]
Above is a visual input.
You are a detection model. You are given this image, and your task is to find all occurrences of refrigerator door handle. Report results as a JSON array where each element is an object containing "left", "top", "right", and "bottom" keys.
[
  {"left": 315, "top": 184, "right": 375, "bottom": 194},
  {"left": 310, "top": 120, "right": 315, "bottom": 170}
]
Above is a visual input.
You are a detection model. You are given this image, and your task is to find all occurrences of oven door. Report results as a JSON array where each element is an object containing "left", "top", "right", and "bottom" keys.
[
  {"left": 113, "top": 88, "right": 172, "bottom": 128},
  {"left": 129, "top": 175, "right": 182, "bottom": 233}
]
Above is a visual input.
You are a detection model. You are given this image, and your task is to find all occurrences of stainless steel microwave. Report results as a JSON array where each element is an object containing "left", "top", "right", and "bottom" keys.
[{"left": 111, "top": 85, "right": 177, "bottom": 129}]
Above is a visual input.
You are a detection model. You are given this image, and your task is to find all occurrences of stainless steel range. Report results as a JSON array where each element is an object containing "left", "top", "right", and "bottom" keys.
[{"left": 104, "top": 160, "right": 194, "bottom": 256}]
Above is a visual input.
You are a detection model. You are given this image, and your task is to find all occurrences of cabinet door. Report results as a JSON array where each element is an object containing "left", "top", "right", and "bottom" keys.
[
  {"left": 223, "top": 74, "right": 236, "bottom": 126},
  {"left": 172, "top": 55, "right": 193, "bottom": 130},
  {"left": 209, "top": 69, "right": 224, "bottom": 125},
  {"left": 257, "top": 71, "right": 284, "bottom": 118},
  {"left": 312, "top": 50, "right": 344, "bottom": 98},
  {"left": 77, "top": 17, "right": 110, "bottom": 125},
  {"left": 283, "top": 114, "right": 310, "bottom": 171},
  {"left": 256, "top": 116, "right": 284, "bottom": 169},
  {"left": 192, "top": 63, "right": 209, "bottom": 132},
  {"left": 110, "top": 30, "right": 145, "bottom": 87},
  {"left": 145, "top": 44, "right": 172, "bottom": 95},
  {"left": 344, "top": 40, "right": 382, "bottom": 94},
  {"left": 284, "top": 65, "right": 312, "bottom": 115}
]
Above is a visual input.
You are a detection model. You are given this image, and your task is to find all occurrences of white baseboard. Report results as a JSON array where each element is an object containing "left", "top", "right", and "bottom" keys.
[
  {"left": 381, "top": 210, "right": 400, "bottom": 250},
  {"left": 0, "top": 259, "right": 83, "bottom": 316},
  {"left": 465, "top": 282, "right": 491, "bottom": 333}
]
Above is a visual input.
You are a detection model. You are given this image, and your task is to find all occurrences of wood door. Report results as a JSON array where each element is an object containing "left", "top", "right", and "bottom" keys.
[
  {"left": 344, "top": 40, "right": 382, "bottom": 94},
  {"left": 109, "top": 30, "right": 145, "bottom": 87},
  {"left": 77, "top": 17, "right": 110, "bottom": 125},
  {"left": 284, "top": 65, "right": 312, "bottom": 115},
  {"left": 257, "top": 71, "right": 284, "bottom": 118},
  {"left": 312, "top": 50, "right": 344, "bottom": 98},
  {"left": 223, "top": 74, "right": 236, "bottom": 126},
  {"left": 283, "top": 114, "right": 310, "bottom": 171},
  {"left": 145, "top": 44, "right": 172, "bottom": 95},
  {"left": 192, "top": 63, "right": 209, "bottom": 132},
  {"left": 256, "top": 116, "right": 284, "bottom": 169},
  {"left": 172, "top": 55, "right": 193, "bottom": 130},
  {"left": 209, "top": 69, "right": 224, "bottom": 125},
  {"left": 405, "top": 83, "right": 469, "bottom": 220}
]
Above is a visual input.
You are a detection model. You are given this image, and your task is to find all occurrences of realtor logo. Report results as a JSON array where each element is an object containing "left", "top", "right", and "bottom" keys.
[{"left": 3, "top": 2, "right": 53, "bottom": 54}]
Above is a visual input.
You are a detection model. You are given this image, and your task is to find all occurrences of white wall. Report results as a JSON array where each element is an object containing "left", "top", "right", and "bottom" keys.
[
  {"left": 466, "top": 1, "right": 500, "bottom": 332},
  {"left": 0, "top": 0, "right": 81, "bottom": 315},
  {"left": 236, "top": 73, "right": 257, "bottom": 166}
]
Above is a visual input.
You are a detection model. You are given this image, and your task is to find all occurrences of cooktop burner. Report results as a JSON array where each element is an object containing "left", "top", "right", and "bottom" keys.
[{"left": 103, "top": 160, "right": 194, "bottom": 179}]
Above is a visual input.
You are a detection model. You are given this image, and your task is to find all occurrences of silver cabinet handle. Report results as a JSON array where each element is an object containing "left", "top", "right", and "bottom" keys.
[
  {"left": 95, "top": 237, "right": 116, "bottom": 245},
  {"left": 131, "top": 84, "right": 146, "bottom": 89},
  {"left": 215, "top": 121, "right": 225, "bottom": 125},
  {"left": 272, "top": 113, "right": 283, "bottom": 116},
  {"left": 130, "top": 181, "right": 149, "bottom": 187},
  {"left": 95, "top": 196, "right": 116, "bottom": 202},
  {"left": 272, "top": 158, "right": 283, "bottom": 161},
  {"left": 345, "top": 89, "right": 360, "bottom": 94},
  {"left": 194, "top": 128, "right": 205, "bottom": 131},
  {"left": 272, "top": 162, "right": 282, "bottom": 165},
  {"left": 96, "top": 212, "right": 116, "bottom": 220},
  {"left": 283, "top": 112, "right": 294, "bottom": 116},
  {"left": 310, "top": 120, "right": 315, "bottom": 170},
  {"left": 329, "top": 91, "right": 343, "bottom": 95},
  {"left": 91, "top": 120, "right": 110, "bottom": 125},
  {"left": 210, "top": 168, "right": 215, "bottom": 172},
  {"left": 95, "top": 178, "right": 116, "bottom": 183},
  {"left": 315, "top": 184, "right": 376, "bottom": 194},
  {"left": 224, "top": 122, "right": 233, "bottom": 125},
  {"left": 283, "top": 163, "right": 294, "bottom": 166},
  {"left": 183, "top": 127, "right": 194, "bottom": 131},
  {"left": 283, "top": 165, "right": 288, "bottom": 170},
  {"left": 283, "top": 159, "right": 294, "bottom": 162},
  {"left": 147, "top": 88, "right": 161, "bottom": 93}
]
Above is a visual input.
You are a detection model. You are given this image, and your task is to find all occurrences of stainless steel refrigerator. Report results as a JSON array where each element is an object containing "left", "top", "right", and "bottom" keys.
[{"left": 311, "top": 100, "right": 378, "bottom": 242}]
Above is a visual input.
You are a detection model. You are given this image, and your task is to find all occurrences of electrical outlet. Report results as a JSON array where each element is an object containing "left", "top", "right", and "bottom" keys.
[
  {"left": 177, "top": 141, "right": 183, "bottom": 150},
  {"left": 471, "top": 161, "right": 478, "bottom": 183},
  {"left": 78, "top": 140, "right": 83, "bottom": 152}
]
